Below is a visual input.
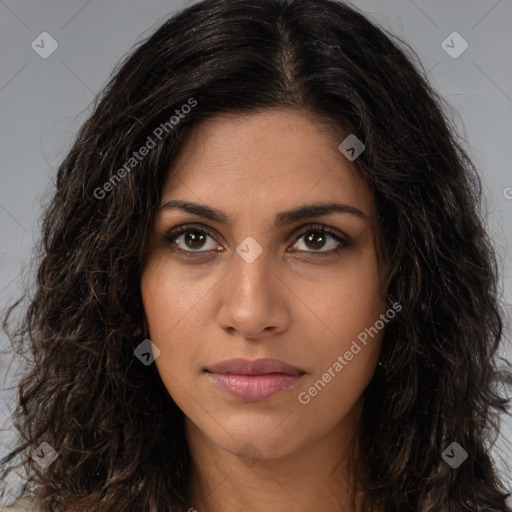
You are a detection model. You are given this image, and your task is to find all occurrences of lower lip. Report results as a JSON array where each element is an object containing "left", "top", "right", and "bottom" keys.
[{"left": 206, "top": 372, "right": 304, "bottom": 401}]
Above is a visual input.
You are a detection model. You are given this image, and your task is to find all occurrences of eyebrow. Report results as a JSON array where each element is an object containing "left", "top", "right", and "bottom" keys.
[{"left": 159, "top": 199, "right": 368, "bottom": 227}]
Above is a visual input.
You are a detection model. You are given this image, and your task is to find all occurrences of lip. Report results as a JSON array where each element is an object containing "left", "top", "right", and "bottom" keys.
[
  {"left": 204, "top": 358, "right": 306, "bottom": 401},
  {"left": 205, "top": 357, "right": 305, "bottom": 375}
]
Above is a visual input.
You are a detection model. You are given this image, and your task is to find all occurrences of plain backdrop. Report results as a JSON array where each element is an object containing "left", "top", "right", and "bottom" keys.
[{"left": 1, "top": 0, "right": 511, "bottom": 501}]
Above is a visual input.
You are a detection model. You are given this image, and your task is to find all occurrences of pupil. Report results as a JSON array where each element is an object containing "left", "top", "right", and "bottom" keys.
[
  {"left": 306, "top": 231, "right": 325, "bottom": 250},
  {"left": 185, "top": 231, "right": 206, "bottom": 249}
]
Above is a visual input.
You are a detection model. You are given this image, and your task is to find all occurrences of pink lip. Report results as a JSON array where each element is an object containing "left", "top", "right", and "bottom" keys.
[
  {"left": 205, "top": 358, "right": 306, "bottom": 401},
  {"left": 206, "top": 373, "right": 304, "bottom": 401}
]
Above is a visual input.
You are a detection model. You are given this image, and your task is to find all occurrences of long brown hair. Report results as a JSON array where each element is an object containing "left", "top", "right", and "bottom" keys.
[{"left": 1, "top": 0, "right": 511, "bottom": 510}]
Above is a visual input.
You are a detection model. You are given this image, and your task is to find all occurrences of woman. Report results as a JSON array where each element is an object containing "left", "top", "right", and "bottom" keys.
[{"left": 1, "top": 0, "right": 511, "bottom": 510}]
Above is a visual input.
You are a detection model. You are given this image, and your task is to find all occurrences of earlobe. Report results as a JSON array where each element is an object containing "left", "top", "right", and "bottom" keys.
[{"left": 133, "top": 316, "right": 149, "bottom": 337}]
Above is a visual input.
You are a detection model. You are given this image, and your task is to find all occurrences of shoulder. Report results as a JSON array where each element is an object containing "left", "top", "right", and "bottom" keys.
[
  {"left": 0, "top": 496, "right": 41, "bottom": 511},
  {"left": 0, "top": 496, "right": 70, "bottom": 512},
  {"left": 0, "top": 497, "right": 75, "bottom": 512},
  {"left": 0, "top": 497, "right": 35, "bottom": 511}
]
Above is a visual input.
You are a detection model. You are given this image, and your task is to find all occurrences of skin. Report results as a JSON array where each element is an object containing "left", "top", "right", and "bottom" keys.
[{"left": 141, "top": 108, "right": 388, "bottom": 512}]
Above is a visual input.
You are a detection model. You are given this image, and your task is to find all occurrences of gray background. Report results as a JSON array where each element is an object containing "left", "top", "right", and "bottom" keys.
[{"left": 1, "top": 0, "right": 511, "bottom": 501}]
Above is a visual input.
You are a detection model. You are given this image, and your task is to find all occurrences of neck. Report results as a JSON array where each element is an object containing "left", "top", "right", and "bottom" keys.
[{"left": 184, "top": 402, "right": 367, "bottom": 512}]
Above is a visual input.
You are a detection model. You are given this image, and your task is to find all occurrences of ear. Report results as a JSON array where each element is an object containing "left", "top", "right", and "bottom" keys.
[{"left": 133, "top": 317, "right": 148, "bottom": 337}]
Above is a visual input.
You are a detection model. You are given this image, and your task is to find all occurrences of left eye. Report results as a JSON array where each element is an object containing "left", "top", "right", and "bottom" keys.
[
  {"left": 290, "top": 226, "right": 348, "bottom": 255},
  {"left": 163, "top": 223, "right": 349, "bottom": 257}
]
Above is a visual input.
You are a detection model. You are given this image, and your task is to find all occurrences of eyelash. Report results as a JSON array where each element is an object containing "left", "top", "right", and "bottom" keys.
[{"left": 162, "top": 223, "right": 350, "bottom": 258}]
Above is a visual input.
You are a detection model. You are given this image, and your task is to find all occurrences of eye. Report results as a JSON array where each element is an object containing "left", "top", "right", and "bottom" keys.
[
  {"left": 163, "top": 224, "right": 223, "bottom": 256},
  {"left": 162, "top": 223, "right": 350, "bottom": 258},
  {"left": 289, "top": 223, "right": 350, "bottom": 256}
]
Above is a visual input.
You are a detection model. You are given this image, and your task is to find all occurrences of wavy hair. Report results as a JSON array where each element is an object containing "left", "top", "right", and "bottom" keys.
[{"left": 1, "top": 0, "right": 511, "bottom": 510}]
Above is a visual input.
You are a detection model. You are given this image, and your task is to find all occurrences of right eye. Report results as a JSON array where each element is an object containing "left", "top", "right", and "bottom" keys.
[{"left": 163, "top": 224, "right": 224, "bottom": 256}]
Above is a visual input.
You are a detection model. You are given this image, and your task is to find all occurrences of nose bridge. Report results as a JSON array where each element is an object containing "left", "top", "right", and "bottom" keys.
[
  {"left": 231, "top": 235, "right": 272, "bottom": 297},
  {"left": 216, "top": 235, "right": 289, "bottom": 337}
]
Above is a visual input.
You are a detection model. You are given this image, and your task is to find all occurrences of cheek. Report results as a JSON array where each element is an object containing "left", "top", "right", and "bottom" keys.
[
  {"left": 140, "top": 257, "right": 210, "bottom": 386},
  {"left": 141, "top": 270, "right": 202, "bottom": 416},
  {"left": 141, "top": 282, "right": 217, "bottom": 430},
  {"left": 296, "top": 286, "right": 384, "bottom": 429},
  {"left": 293, "top": 247, "right": 385, "bottom": 411},
  {"left": 141, "top": 250, "right": 213, "bottom": 339},
  {"left": 293, "top": 241, "right": 385, "bottom": 350}
]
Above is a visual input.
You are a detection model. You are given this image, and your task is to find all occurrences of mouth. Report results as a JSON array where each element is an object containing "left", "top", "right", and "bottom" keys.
[{"left": 204, "top": 358, "right": 306, "bottom": 401}]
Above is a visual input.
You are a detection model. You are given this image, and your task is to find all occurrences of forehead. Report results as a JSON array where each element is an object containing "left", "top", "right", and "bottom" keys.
[{"left": 161, "top": 109, "right": 373, "bottom": 217}]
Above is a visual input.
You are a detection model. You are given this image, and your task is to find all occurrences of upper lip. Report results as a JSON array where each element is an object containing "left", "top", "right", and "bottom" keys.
[{"left": 205, "top": 358, "right": 305, "bottom": 375}]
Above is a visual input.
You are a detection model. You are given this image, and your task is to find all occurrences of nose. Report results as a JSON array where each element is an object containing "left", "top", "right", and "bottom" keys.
[{"left": 215, "top": 245, "right": 291, "bottom": 340}]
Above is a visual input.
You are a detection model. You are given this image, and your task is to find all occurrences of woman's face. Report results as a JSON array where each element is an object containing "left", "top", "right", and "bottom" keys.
[{"left": 141, "top": 108, "right": 387, "bottom": 464}]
